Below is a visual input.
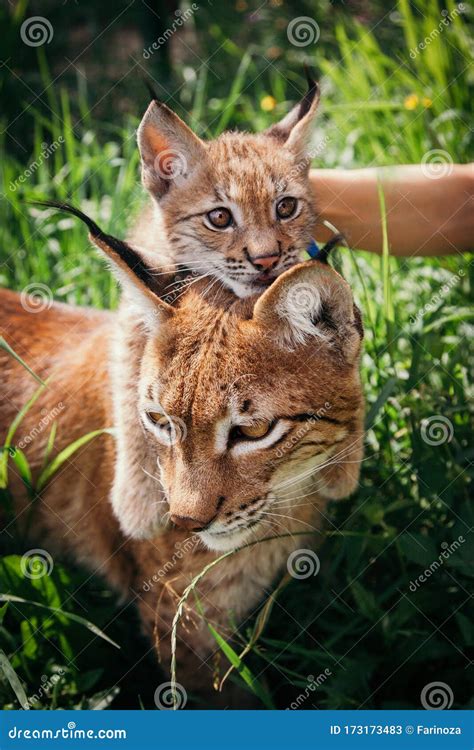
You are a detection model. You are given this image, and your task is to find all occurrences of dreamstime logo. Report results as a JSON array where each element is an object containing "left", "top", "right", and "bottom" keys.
[
  {"left": 287, "top": 669, "right": 332, "bottom": 709},
  {"left": 9, "top": 137, "right": 64, "bottom": 192},
  {"left": 143, "top": 3, "right": 199, "bottom": 58},
  {"left": 17, "top": 403, "right": 64, "bottom": 450},
  {"left": 421, "top": 681, "right": 454, "bottom": 710},
  {"left": 287, "top": 549, "right": 320, "bottom": 579},
  {"left": 20, "top": 16, "right": 54, "bottom": 47},
  {"left": 281, "top": 281, "right": 325, "bottom": 346},
  {"left": 163, "top": 269, "right": 201, "bottom": 305},
  {"left": 421, "top": 149, "right": 453, "bottom": 180},
  {"left": 287, "top": 17, "right": 320, "bottom": 46},
  {"left": 409, "top": 5, "right": 465, "bottom": 58},
  {"left": 286, "top": 282, "right": 320, "bottom": 316},
  {"left": 143, "top": 535, "right": 200, "bottom": 591},
  {"left": 154, "top": 149, "right": 188, "bottom": 180},
  {"left": 20, "top": 283, "right": 53, "bottom": 313},
  {"left": 275, "top": 137, "right": 331, "bottom": 192},
  {"left": 275, "top": 401, "right": 332, "bottom": 459},
  {"left": 409, "top": 269, "right": 465, "bottom": 326},
  {"left": 21, "top": 549, "right": 54, "bottom": 579},
  {"left": 28, "top": 670, "right": 65, "bottom": 707},
  {"left": 154, "top": 681, "right": 187, "bottom": 710},
  {"left": 408, "top": 536, "right": 465, "bottom": 592},
  {"left": 420, "top": 415, "right": 453, "bottom": 446}
]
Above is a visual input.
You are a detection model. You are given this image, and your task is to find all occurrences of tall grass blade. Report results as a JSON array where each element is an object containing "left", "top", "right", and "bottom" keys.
[{"left": 36, "top": 428, "right": 115, "bottom": 491}]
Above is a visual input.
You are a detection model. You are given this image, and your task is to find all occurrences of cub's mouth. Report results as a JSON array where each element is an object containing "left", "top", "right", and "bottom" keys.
[{"left": 251, "top": 271, "right": 278, "bottom": 288}]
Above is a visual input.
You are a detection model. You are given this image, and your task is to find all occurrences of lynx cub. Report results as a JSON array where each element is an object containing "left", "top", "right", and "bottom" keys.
[{"left": 132, "top": 77, "right": 322, "bottom": 297}]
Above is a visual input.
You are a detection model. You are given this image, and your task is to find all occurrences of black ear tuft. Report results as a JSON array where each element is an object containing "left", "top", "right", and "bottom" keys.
[
  {"left": 300, "top": 66, "right": 319, "bottom": 120},
  {"left": 30, "top": 199, "right": 103, "bottom": 235},
  {"left": 143, "top": 76, "right": 161, "bottom": 104},
  {"left": 318, "top": 233, "right": 347, "bottom": 264},
  {"left": 263, "top": 71, "right": 320, "bottom": 145},
  {"left": 28, "top": 200, "right": 164, "bottom": 296}
]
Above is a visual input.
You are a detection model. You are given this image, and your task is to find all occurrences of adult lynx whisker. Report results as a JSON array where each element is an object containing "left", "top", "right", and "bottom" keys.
[
  {"left": 273, "top": 457, "right": 375, "bottom": 503},
  {"left": 259, "top": 510, "right": 320, "bottom": 533},
  {"left": 273, "top": 501, "right": 321, "bottom": 512},
  {"left": 261, "top": 516, "right": 298, "bottom": 542},
  {"left": 273, "top": 481, "right": 328, "bottom": 505},
  {"left": 273, "top": 439, "right": 363, "bottom": 492},
  {"left": 274, "top": 450, "right": 379, "bottom": 500}
]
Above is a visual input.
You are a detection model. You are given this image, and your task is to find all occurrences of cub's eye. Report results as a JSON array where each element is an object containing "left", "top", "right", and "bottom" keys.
[
  {"left": 207, "top": 207, "right": 233, "bottom": 229},
  {"left": 276, "top": 196, "right": 298, "bottom": 219},
  {"left": 233, "top": 420, "right": 273, "bottom": 441}
]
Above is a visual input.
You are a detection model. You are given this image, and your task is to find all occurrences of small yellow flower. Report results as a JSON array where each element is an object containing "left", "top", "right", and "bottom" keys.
[
  {"left": 260, "top": 95, "right": 277, "bottom": 112},
  {"left": 422, "top": 97, "right": 433, "bottom": 108},
  {"left": 236, "top": 0, "right": 247, "bottom": 11},
  {"left": 404, "top": 94, "right": 419, "bottom": 110}
]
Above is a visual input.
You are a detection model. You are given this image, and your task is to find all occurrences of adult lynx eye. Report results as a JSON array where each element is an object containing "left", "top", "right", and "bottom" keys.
[
  {"left": 276, "top": 196, "right": 297, "bottom": 219},
  {"left": 146, "top": 411, "right": 168, "bottom": 427},
  {"left": 238, "top": 421, "right": 272, "bottom": 439},
  {"left": 207, "top": 207, "right": 233, "bottom": 229}
]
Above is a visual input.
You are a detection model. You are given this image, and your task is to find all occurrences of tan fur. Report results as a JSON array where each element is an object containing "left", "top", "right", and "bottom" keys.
[
  {"left": 131, "top": 83, "right": 321, "bottom": 298},
  {"left": 0, "top": 242, "right": 364, "bottom": 704}
]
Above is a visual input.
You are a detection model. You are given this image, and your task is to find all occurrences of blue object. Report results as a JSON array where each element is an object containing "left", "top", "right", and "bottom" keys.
[{"left": 307, "top": 238, "right": 322, "bottom": 259}]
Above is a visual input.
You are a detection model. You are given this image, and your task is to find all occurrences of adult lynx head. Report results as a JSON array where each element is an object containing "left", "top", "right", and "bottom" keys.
[
  {"left": 41, "top": 203, "right": 364, "bottom": 552},
  {"left": 137, "top": 77, "right": 320, "bottom": 297}
]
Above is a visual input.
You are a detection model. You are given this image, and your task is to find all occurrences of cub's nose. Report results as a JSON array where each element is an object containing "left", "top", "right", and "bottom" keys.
[
  {"left": 246, "top": 251, "right": 280, "bottom": 271},
  {"left": 170, "top": 514, "right": 210, "bottom": 531}
]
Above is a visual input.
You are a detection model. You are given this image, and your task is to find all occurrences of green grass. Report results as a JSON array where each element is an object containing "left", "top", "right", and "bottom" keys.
[{"left": 0, "top": 0, "right": 473, "bottom": 710}]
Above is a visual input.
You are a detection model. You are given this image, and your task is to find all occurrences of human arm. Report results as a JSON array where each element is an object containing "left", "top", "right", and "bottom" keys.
[{"left": 310, "top": 164, "right": 474, "bottom": 256}]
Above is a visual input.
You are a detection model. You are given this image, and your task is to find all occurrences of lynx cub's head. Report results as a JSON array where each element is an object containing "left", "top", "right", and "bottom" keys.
[{"left": 137, "top": 78, "right": 320, "bottom": 297}]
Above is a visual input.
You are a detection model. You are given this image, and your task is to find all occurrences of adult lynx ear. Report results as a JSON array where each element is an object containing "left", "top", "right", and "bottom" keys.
[
  {"left": 137, "top": 98, "right": 207, "bottom": 198},
  {"left": 253, "top": 260, "right": 363, "bottom": 360},
  {"left": 31, "top": 201, "right": 174, "bottom": 325},
  {"left": 264, "top": 74, "right": 320, "bottom": 155}
]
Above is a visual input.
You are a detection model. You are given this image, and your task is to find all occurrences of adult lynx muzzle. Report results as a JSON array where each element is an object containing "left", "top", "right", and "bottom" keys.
[
  {"left": 131, "top": 76, "right": 322, "bottom": 297},
  {"left": 0, "top": 205, "right": 364, "bottom": 703}
]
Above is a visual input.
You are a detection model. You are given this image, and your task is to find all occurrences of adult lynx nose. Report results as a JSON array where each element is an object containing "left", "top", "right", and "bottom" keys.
[{"left": 170, "top": 514, "right": 211, "bottom": 531}]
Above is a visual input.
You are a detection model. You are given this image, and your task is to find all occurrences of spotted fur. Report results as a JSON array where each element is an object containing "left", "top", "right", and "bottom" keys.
[
  {"left": 0, "top": 216, "right": 364, "bottom": 704},
  {"left": 131, "top": 78, "right": 321, "bottom": 297}
]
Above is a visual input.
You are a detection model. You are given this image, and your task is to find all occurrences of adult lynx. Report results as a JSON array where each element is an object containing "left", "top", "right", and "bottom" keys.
[{"left": 0, "top": 205, "right": 364, "bottom": 703}]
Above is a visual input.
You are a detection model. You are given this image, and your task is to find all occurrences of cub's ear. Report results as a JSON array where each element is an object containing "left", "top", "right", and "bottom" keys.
[
  {"left": 253, "top": 260, "right": 363, "bottom": 360},
  {"left": 264, "top": 74, "right": 320, "bottom": 156},
  {"left": 30, "top": 201, "right": 174, "bottom": 325},
  {"left": 137, "top": 98, "right": 207, "bottom": 199}
]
